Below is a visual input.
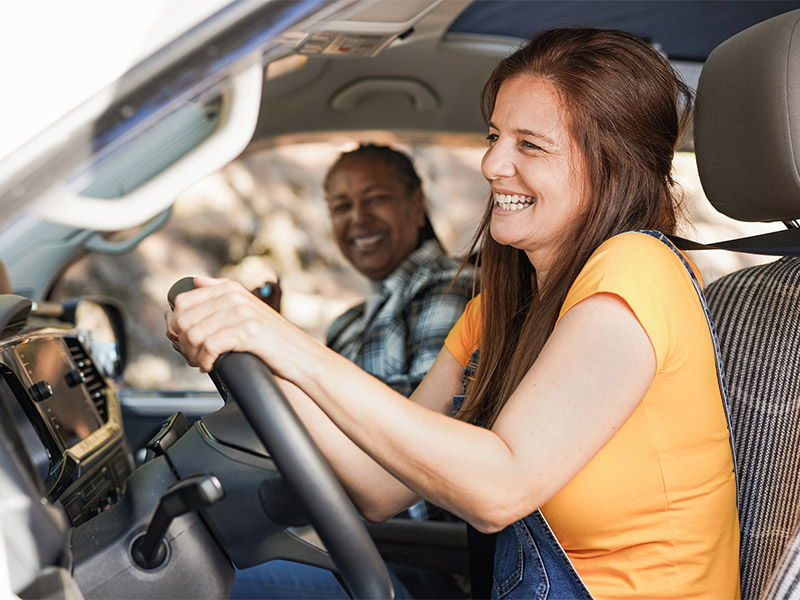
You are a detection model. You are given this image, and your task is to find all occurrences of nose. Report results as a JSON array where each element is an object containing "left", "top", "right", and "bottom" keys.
[
  {"left": 351, "top": 198, "right": 370, "bottom": 223},
  {"left": 481, "top": 139, "right": 516, "bottom": 181}
]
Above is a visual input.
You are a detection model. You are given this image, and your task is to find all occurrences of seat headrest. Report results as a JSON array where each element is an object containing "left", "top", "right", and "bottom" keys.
[{"left": 695, "top": 9, "right": 800, "bottom": 223}]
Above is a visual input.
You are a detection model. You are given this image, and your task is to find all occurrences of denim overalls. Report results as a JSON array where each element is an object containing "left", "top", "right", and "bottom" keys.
[{"left": 454, "top": 231, "right": 738, "bottom": 599}]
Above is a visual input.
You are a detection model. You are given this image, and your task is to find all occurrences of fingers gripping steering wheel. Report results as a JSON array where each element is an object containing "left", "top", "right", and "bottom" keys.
[{"left": 168, "top": 278, "right": 394, "bottom": 600}]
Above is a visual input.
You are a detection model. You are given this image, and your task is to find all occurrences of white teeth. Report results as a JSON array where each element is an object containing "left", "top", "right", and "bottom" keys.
[
  {"left": 494, "top": 193, "right": 535, "bottom": 211},
  {"left": 352, "top": 232, "right": 386, "bottom": 248}
]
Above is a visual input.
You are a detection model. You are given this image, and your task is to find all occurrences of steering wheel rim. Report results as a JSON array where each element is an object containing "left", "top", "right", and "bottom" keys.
[{"left": 169, "top": 279, "right": 394, "bottom": 600}]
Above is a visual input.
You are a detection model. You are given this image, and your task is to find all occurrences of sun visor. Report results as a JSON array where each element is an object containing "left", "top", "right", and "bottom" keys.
[
  {"left": 694, "top": 9, "right": 800, "bottom": 223},
  {"left": 29, "top": 62, "right": 262, "bottom": 232}
]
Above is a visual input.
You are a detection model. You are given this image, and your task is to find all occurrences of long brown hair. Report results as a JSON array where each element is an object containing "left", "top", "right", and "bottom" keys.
[{"left": 457, "top": 28, "right": 693, "bottom": 427}]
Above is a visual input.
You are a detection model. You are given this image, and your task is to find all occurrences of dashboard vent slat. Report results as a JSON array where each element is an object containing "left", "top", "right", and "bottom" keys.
[{"left": 65, "top": 338, "right": 108, "bottom": 421}]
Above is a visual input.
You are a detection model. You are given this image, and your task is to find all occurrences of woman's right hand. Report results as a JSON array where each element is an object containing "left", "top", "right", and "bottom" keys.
[{"left": 165, "top": 276, "right": 315, "bottom": 381}]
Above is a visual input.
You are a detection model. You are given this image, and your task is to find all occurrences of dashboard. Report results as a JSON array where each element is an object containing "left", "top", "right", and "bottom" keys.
[
  {"left": 0, "top": 298, "right": 446, "bottom": 600},
  {"left": 0, "top": 324, "right": 133, "bottom": 526},
  {"left": 0, "top": 306, "right": 235, "bottom": 600}
]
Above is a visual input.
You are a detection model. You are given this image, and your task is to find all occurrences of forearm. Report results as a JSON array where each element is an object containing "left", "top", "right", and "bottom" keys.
[
  {"left": 291, "top": 346, "right": 531, "bottom": 532},
  {"left": 168, "top": 280, "right": 423, "bottom": 519},
  {"left": 168, "top": 280, "right": 577, "bottom": 531},
  {"left": 170, "top": 279, "right": 657, "bottom": 535},
  {"left": 275, "top": 377, "right": 422, "bottom": 521}
]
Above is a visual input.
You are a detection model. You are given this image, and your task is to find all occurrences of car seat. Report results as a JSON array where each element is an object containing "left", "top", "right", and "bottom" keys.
[{"left": 693, "top": 8, "right": 800, "bottom": 600}]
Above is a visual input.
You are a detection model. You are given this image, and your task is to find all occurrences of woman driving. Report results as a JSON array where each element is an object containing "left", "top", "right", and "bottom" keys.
[{"left": 168, "top": 27, "right": 740, "bottom": 599}]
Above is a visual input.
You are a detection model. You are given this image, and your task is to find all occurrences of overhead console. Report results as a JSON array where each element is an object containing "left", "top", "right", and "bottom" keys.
[{"left": 292, "top": 0, "right": 446, "bottom": 57}]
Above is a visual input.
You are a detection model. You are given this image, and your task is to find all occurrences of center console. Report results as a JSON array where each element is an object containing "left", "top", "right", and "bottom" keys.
[{"left": 0, "top": 327, "right": 133, "bottom": 525}]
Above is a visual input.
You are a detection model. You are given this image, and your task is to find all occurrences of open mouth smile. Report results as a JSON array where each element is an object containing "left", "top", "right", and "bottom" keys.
[
  {"left": 350, "top": 232, "right": 388, "bottom": 249},
  {"left": 494, "top": 192, "right": 535, "bottom": 211}
]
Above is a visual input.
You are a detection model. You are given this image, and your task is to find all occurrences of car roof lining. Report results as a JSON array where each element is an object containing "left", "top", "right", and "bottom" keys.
[{"left": 448, "top": 0, "right": 800, "bottom": 62}]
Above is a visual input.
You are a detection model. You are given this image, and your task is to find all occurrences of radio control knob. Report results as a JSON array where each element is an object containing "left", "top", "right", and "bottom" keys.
[
  {"left": 30, "top": 380, "right": 53, "bottom": 402},
  {"left": 65, "top": 369, "right": 86, "bottom": 387}
]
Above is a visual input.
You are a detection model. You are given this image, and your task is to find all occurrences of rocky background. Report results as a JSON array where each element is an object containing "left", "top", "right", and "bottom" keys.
[{"left": 52, "top": 142, "right": 778, "bottom": 391}]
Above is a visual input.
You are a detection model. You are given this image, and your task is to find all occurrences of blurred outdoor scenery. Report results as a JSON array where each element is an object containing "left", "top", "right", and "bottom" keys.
[{"left": 52, "top": 140, "right": 780, "bottom": 391}]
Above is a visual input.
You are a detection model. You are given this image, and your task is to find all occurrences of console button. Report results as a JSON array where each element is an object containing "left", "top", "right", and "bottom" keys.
[{"left": 29, "top": 380, "right": 53, "bottom": 402}]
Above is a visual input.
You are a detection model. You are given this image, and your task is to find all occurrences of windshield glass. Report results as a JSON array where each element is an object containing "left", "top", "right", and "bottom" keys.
[{"left": 51, "top": 142, "right": 781, "bottom": 391}]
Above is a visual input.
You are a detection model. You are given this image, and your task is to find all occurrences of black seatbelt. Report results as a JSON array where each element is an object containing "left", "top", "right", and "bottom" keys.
[
  {"left": 668, "top": 226, "right": 800, "bottom": 257},
  {"left": 467, "top": 524, "right": 495, "bottom": 599}
]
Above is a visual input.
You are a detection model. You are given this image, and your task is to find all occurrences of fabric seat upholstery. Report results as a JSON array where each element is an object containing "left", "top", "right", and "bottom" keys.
[
  {"left": 761, "top": 518, "right": 800, "bottom": 599},
  {"left": 706, "top": 259, "right": 800, "bottom": 599},
  {"left": 692, "top": 8, "right": 800, "bottom": 600}
]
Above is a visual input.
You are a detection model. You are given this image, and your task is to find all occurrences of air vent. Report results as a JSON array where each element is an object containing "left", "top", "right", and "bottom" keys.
[{"left": 65, "top": 337, "right": 108, "bottom": 422}]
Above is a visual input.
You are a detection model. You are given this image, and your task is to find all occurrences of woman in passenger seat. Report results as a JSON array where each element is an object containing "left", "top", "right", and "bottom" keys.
[
  {"left": 235, "top": 144, "right": 474, "bottom": 598},
  {"left": 169, "top": 27, "right": 740, "bottom": 599}
]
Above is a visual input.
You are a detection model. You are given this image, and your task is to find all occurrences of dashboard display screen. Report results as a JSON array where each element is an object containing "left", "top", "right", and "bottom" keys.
[{"left": 15, "top": 339, "right": 103, "bottom": 449}]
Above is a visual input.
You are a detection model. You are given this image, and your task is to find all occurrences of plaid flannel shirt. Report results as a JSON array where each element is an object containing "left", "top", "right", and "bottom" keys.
[
  {"left": 326, "top": 240, "right": 475, "bottom": 520},
  {"left": 327, "top": 239, "right": 475, "bottom": 398}
]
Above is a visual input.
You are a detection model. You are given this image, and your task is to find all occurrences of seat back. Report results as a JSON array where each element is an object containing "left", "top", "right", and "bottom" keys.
[
  {"left": 696, "top": 9, "right": 800, "bottom": 599},
  {"left": 705, "top": 260, "right": 800, "bottom": 598},
  {"left": 761, "top": 518, "right": 800, "bottom": 599}
]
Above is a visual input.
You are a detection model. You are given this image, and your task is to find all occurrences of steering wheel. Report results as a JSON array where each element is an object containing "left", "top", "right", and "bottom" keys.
[{"left": 168, "top": 278, "right": 394, "bottom": 600}]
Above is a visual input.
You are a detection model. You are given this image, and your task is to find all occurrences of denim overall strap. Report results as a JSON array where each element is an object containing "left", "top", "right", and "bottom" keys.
[
  {"left": 456, "top": 230, "right": 739, "bottom": 598},
  {"left": 454, "top": 352, "right": 593, "bottom": 599},
  {"left": 491, "top": 511, "right": 594, "bottom": 599},
  {"left": 634, "top": 230, "right": 740, "bottom": 508},
  {"left": 454, "top": 351, "right": 502, "bottom": 599}
]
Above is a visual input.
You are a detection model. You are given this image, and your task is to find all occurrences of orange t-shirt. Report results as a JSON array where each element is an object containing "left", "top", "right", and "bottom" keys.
[{"left": 444, "top": 232, "right": 740, "bottom": 599}]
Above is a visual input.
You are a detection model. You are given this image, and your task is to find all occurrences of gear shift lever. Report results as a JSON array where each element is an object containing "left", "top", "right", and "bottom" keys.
[{"left": 131, "top": 473, "right": 224, "bottom": 569}]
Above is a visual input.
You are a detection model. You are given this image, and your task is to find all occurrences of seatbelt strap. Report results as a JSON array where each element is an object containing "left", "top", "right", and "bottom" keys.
[
  {"left": 668, "top": 226, "right": 800, "bottom": 257},
  {"left": 467, "top": 524, "right": 495, "bottom": 600}
]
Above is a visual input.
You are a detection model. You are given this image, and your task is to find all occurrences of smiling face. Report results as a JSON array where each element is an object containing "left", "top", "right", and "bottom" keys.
[
  {"left": 482, "top": 75, "right": 590, "bottom": 280},
  {"left": 325, "top": 156, "right": 426, "bottom": 281}
]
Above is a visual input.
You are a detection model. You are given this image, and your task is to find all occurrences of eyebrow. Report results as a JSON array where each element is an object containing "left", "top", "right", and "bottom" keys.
[
  {"left": 326, "top": 184, "right": 389, "bottom": 202},
  {"left": 488, "top": 121, "right": 558, "bottom": 147}
]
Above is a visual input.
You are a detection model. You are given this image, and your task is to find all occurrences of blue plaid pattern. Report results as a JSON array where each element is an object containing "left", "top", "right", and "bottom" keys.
[
  {"left": 327, "top": 240, "right": 476, "bottom": 398},
  {"left": 326, "top": 240, "right": 475, "bottom": 521}
]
